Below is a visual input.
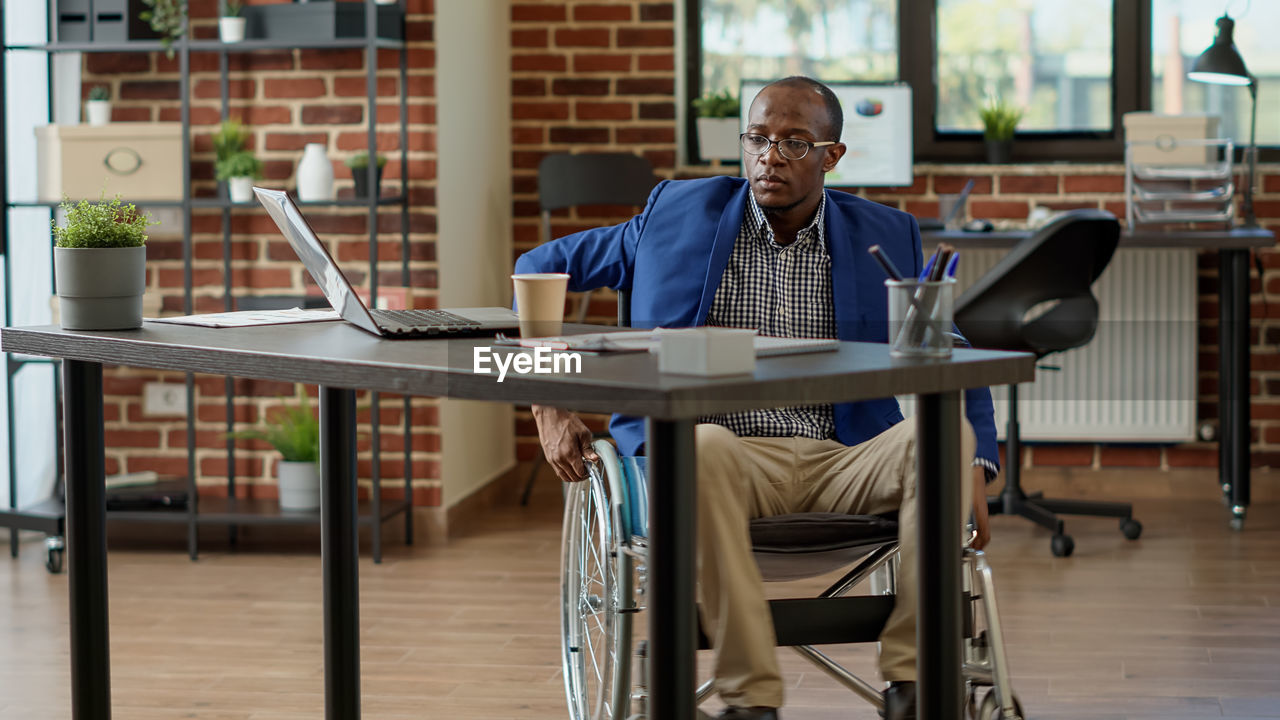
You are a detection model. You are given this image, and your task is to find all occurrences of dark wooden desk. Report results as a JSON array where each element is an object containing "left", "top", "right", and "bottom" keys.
[
  {"left": 924, "top": 226, "right": 1275, "bottom": 529},
  {"left": 0, "top": 321, "right": 1033, "bottom": 720}
]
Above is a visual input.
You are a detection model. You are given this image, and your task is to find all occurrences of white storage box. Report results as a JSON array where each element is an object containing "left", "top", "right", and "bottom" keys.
[
  {"left": 657, "top": 327, "right": 756, "bottom": 376},
  {"left": 1122, "top": 113, "right": 1220, "bottom": 165},
  {"left": 36, "top": 123, "right": 183, "bottom": 202}
]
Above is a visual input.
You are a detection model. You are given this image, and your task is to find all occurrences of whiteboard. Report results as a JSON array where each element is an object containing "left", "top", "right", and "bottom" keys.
[{"left": 739, "top": 81, "right": 913, "bottom": 187}]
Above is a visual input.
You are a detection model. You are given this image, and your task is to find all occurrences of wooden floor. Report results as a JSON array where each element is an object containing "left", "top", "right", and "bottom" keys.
[{"left": 2, "top": 471, "right": 1279, "bottom": 720}]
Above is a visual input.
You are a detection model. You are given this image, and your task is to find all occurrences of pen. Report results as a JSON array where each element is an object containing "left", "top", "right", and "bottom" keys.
[
  {"left": 868, "top": 245, "right": 905, "bottom": 281},
  {"left": 944, "top": 252, "right": 960, "bottom": 279}
]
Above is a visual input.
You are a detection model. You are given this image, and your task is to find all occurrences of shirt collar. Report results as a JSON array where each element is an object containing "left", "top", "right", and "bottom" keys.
[{"left": 746, "top": 189, "right": 827, "bottom": 253}]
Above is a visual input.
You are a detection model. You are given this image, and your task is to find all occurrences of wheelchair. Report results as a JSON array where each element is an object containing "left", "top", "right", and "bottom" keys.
[{"left": 560, "top": 439, "right": 1024, "bottom": 720}]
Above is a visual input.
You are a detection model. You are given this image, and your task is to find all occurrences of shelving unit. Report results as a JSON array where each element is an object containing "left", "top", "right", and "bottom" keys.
[{"left": 2, "top": 1, "right": 416, "bottom": 571}]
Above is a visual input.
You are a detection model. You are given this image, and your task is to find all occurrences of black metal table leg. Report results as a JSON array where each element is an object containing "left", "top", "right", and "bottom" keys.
[
  {"left": 646, "top": 418, "right": 697, "bottom": 720},
  {"left": 915, "top": 391, "right": 963, "bottom": 720},
  {"left": 320, "top": 386, "right": 360, "bottom": 720},
  {"left": 64, "top": 359, "right": 110, "bottom": 720},
  {"left": 1219, "top": 249, "right": 1250, "bottom": 530}
]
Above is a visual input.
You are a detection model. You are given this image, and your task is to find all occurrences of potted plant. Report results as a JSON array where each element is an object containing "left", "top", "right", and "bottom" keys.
[
  {"left": 345, "top": 151, "right": 387, "bottom": 199},
  {"left": 212, "top": 119, "right": 260, "bottom": 203},
  {"left": 85, "top": 85, "right": 111, "bottom": 126},
  {"left": 979, "top": 97, "right": 1022, "bottom": 164},
  {"left": 52, "top": 194, "right": 156, "bottom": 330},
  {"left": 218, "top": 151, "right": 263, "bottom": 203},
  {"left": 692, "top": 89, "right": 741, "bottom": 162},
  {"left": 140, "top": 0, "right": 186, "bottom": 59},
  {"left": 219, "top": 0, "right": 245, "bottom": 43},
  {"left": 226, "top": 386, "right": 321, "bottom": 511}
]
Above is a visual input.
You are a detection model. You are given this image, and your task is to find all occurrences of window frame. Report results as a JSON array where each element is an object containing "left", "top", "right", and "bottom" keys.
[{"left": 685, "top": 0, "right": 1277, "bottom": 164}]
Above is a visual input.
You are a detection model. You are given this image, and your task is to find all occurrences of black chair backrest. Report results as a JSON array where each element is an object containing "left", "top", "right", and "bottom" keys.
[
  {"left": 954, "top": 209, "right": 1120, "bottom": 358},
  {"left": 537, "top": 152, "right": 658, "bottom": 213}
]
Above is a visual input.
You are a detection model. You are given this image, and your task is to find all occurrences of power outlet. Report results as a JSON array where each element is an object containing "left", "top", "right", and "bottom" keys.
[{"left": 143, "top": 383, "right": 187, "bottom": 417}]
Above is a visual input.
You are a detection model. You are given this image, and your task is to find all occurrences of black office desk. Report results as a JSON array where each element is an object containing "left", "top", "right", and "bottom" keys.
[
  {"left": 924, "top": 227, "right": 1275, "bottom": 529},
  {"left": 0, "top": 321, "right": 1033, "bottom": 720}
]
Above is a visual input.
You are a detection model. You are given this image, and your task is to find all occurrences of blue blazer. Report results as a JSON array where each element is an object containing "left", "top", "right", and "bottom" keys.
[{"left": 515, "top": 176, "right": 1000, "bottom": 469}]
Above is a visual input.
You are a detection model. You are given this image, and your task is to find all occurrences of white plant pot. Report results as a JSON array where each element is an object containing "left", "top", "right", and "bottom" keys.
[
  {"left": 228, "top": 176, "right": 254, "bottom": 203},
  {"left": 296, "top": 142, "right": 335, "bottom": 202},
  {"left": 696, "top": 117, "right": 741, "bottom": 161},
  {"left": 219, "top": 17, "right": 246, "bottom": 43},
  {"left": 86, "top": 100, "right": 111, "bottom": 126},
  {"left": 277, "top": 460, "right": 321, "bottom": 511}
]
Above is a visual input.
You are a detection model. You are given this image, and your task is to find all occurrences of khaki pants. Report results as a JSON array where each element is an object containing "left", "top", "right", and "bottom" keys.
[{"left": 695, "top": 418, "right": 975, "bottom": 708}]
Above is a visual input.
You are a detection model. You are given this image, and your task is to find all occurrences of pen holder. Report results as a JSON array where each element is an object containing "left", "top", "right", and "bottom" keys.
[{"left": 887, "top": 278, "right": 956, "bottom": 358}]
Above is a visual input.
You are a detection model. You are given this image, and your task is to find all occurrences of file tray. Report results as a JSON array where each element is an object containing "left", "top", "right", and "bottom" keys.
[{"left": 1125, "top": 138, "right": 1235, "bottom": 227}]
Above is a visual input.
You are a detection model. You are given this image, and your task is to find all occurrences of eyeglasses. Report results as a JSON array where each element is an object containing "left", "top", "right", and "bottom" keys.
[{"left": 739, "top": 133, "right": 836, "bottom": 160}]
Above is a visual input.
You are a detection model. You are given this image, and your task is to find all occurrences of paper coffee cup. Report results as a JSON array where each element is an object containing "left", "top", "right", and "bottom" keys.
[{"left": 512, "top": 273, "right": 569, "bottom": 337}]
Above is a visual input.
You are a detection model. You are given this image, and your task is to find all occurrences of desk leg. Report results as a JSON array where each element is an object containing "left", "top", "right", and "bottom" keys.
[
  {"left": 646, "top": 419, "right": 697, "bottom": 720},
  {"left": 64, "top": 360, "right": 111, "bottom": 720},
  {"left": 915, "top": 391, "right": 963, "bottom": 720},
  {"left": 1219, "top": 249, "right": 1250, "bottom": 529},
  {"left": 321, "top": 386, "right": 360, "bottom": 719}
]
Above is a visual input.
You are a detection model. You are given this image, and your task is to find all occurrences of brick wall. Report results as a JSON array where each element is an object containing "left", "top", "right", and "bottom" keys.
[
  {"left": 506, "top": 0, "right": 1280, "bottom": 474},
  {"left": 80, "top": 0, "right": 441, "bottom": 503}
]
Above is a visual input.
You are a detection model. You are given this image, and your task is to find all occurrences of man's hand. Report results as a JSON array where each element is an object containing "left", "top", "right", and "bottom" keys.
[
  {"left": 971, "top": 467, "right": 991, "bottom": 550},
  {"left": 531, "top": 404, "right": 600, "bottom": 483}
]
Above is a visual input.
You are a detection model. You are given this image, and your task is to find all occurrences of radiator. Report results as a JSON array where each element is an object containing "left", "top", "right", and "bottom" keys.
[{"left": 899, "top": 248, "right": 1198, "bottom": 442}]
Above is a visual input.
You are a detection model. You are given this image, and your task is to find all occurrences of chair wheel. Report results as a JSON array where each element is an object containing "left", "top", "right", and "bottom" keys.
[
  {"left": 1050, "top": 534, "right": 1074, "bottom": 557},
  {"left": 1120, "top": 518, "right": 1142, "bottom": 540},
  {"left": 46, "top": 548, "right": 63, "bottom": 574},
  {"left": 977, "top": 688, "right": 1023, "bottom": 720}
]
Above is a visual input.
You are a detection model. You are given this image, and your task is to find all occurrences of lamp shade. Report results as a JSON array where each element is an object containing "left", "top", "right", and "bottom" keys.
[{"left": 1188, "top": 15, "right": 1252, "bottom": 86}]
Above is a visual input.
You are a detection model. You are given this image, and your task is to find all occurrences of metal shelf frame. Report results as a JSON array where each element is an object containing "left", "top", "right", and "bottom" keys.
[{"left": 2, "top": 0, "right": 415, "bottom": 567}]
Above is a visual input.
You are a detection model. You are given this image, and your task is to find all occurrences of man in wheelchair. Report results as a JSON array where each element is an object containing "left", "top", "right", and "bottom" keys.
[{"left": 518, "top": 77, "right": 1001, "bottom": 720}]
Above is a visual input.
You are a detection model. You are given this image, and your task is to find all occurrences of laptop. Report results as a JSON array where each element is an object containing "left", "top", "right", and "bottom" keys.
[{"left": 253, "top": 187, "right": 520, "bottom": 338}]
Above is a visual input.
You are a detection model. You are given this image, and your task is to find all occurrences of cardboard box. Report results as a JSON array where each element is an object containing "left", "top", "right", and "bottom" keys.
[
  {"left": 657, "top": 327, "right": 756, "bottom": 376},
  {"left": 36, "top": 123, "right": 183, "bottom": 202},
  {"left": 1123, "top": 113, "right": 1221, "bottom": 165}
]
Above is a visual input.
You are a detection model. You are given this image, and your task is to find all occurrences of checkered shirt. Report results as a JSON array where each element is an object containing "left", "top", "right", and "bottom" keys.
[{"left": 701, "top": 191, "right": 836, "bottom": 439}]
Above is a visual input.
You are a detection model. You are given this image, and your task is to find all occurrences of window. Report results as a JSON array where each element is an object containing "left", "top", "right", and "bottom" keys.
[
  {"left": 935, "top": 0, "right": 1113, "bottom": 134},
  {"left": 1152, "top": 0, "right": 1280, "bottom": 147}
]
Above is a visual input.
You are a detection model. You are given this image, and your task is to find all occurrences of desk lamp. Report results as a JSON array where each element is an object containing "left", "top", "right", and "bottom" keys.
[{"left": 1188, "top": 13, "right": 1258, "bottom": 227}]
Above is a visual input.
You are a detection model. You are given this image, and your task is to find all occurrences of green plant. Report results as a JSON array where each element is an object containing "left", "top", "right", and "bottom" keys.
[
  {"left": 216, "top": 150, "right": 263, "bottom": 181},
  {"left": 225, "top": 386, "right": 319, "bottom": 463},
  {"left": 978, "top": 97, "right": 1022, "bottom": 142},
  {"left": 211, "top": 118, "right": 249, "bottom": 165},
  {"left": 140, "top": 0, "right": 186, "bottom": 58},
  {"left": 344, "top": 151, "right": 388, "bottom": 170},
  {"left": 52, "top": 193, "right": 156, "bottom": 249},
  {"left": 221, "top": 0, "right": 242, "bottom": 18},
  {"left": 692, "top": 89, "right": 739, "bottom": 119},
  {"left": 87, "top": 85, "right": 110, "bottom": 102}
]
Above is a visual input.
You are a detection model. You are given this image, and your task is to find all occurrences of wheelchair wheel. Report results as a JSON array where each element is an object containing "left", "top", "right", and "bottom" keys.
[
  {"left": 560, "top": 443, "right": 633, "bottom": 720},
  {"left": 976, "top": 688, "right": 1023, "bottom": 720}
]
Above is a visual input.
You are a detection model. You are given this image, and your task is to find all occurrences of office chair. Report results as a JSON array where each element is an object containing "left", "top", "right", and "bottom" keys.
[
  {"left": 556, "top": 290, "right": 1024, "bottom": 720},
  {"left": 954, "top": 209, "right": 1142, "bottom": 558},
  {"left": 519, "top": 154, "right": 659, "bottom": 506}
]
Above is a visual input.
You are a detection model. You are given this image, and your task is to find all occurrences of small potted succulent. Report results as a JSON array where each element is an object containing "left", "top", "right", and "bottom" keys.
[
  {"left": 85, "top": 85, "right": 111, "bottom": 126},
  {"left": 345, "top": 151, "right": 387, "bottom": 199},
  {"left": 219, "top": 0, "right": 245, "bottom": 43},
  {"left": 212, "top": 118, "right": 260, "bottom": 203},
  {"left": 217, "top": 151, "right": 263, "bottom": 203},
  {"left": 226, "top": 386, "right": 321, "bottom": 511},
  {"left": 140, "top": 0, "right": 186, "bottom": 59},
  {"left": 979, "top": 97, "right": 1023, "bottom": 164},
  {"left": 692, "top": 88, "right": 741, "bottom": 162},
  {"left": 52, "top": 194, "right": 156, "bottom": 330}
]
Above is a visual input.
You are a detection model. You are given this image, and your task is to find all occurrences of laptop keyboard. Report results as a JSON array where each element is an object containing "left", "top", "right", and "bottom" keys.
[{"left": 371, "top": 309, "right": 482, "bottom": 336}]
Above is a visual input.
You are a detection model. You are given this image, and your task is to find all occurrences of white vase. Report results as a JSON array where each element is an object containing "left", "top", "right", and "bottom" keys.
[
  {"left": 296, "top": 143, "right": 334, "bottom": 202},
  {"left": 228, "top": 176, "right": 254, "bottom": 203},
  {"left": 86, "top": 100, "right": 111, "bottom": 126},
  {"left": 277, "top": 460, "right": 320, "bottom": 511},
  {"left": 219, "top": 17, "right": 246, "bottom": 43},
  {"left": 696, "top": 117, "right": 741, "bottom": 161}
]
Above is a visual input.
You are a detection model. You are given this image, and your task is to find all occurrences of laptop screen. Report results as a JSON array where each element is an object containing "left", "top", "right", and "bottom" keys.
[{"left": 253, "top": 187, "right": 382, "bottom": 336}]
